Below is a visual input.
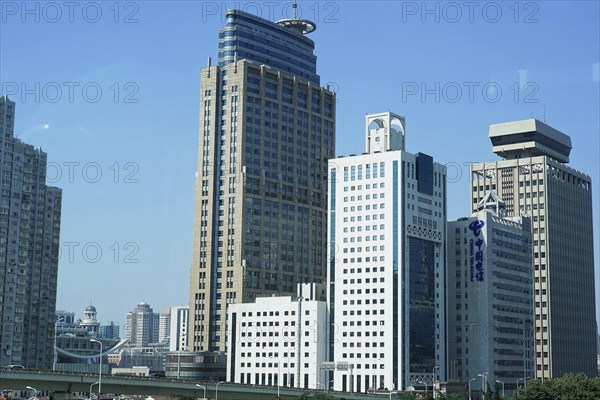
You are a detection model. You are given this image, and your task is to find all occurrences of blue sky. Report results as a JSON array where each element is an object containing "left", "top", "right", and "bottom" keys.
[{"left": 1, "top": 1, "right": 598, "bottom": 330}]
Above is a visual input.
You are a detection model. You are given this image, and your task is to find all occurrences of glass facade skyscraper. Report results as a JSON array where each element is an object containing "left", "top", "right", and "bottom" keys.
[
  {"left": 218, "top": 10, "right": 318, "bottom": 84},
  {"left": 189, "top": 9, "right": 335, "bottom": 353}
]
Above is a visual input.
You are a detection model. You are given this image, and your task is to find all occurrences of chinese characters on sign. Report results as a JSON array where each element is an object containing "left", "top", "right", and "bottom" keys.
[{"left": 469, "top": 220, "right": 485, "bottom": 282}]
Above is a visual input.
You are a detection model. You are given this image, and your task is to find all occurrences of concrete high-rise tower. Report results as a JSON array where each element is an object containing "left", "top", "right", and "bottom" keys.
[
  {"left": 328, "top": 112, "right": 447, "bottom": 392},
  {"left": 189, "top": 8, "right": 335, "bottom": 352},
  {"left": 0, "top": 95, "right": 62, "bottom": 369},
  {"left": 470, "top": 119, "right": 596, "bottom": 378},
  {"left": 125, "top": 301, "right": 160, "bottom": 347}
]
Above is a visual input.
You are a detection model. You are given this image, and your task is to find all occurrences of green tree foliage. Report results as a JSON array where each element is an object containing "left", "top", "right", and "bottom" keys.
[{"left": 512, "top": 373, "right": 600, "bottom": 400}]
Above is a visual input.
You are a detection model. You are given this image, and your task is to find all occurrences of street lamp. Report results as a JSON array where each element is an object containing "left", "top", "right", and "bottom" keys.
[
  {"left": 417, "top": 380, "right": 427, "bottom": 398},
  {"left": 269, "top": 355, "right": 281, "bottom": 398},
  {"left": 215, "top": 381, "right": 224, "bottom": 400},
  {"left": 26, "top": 386, "right": 37, "bottom": 400},
  {"left": 516, "top": 377, "right": 523, "bottom": 388},
  {"left": 89, "top": 382, "right": 99, "bottom": 400},
  {"left": 496, "top": 380, "right": 504, "bottom": 398},
  {"left": 195, "top": 384, "right": 206, "bottom": 400},
  {"left": 477, "top": 373, "right": 488, "bottom": 400},
  {"left": 468, "top": 378, "right": 476, "bottom": 400},
  {"left": 53, "top": 316, "right": 65, "bottom": 371},
  {"left": 316, "top": 382, "right": 325, "bottom": 391},
  {"left": 329, "top": 379, "right": 335, "bottom": 391},
  {"left": 90, "top": 339, "right": 103, "bottom": 400},
  {"left": 432, "top": 365, "right": 439, "bottom": 399},
  {"left": 524, "top": 376, "right": 530, "bottom": 386}
]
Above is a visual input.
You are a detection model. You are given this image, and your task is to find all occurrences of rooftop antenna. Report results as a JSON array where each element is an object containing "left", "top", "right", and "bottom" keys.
[
  {"left": 543, "top": 105, "right": 546, "bottom": 123},
  {"left": 293, "top": 0, "right": 298, "bottom": 19}
]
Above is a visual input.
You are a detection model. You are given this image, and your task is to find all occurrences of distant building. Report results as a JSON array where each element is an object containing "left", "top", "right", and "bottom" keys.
[
  {"left": 125, "top": 302, "right": 160, "bottom": 347},
  {"left": 328, "top": 112, "right": 447, "bottom": 392},
  {"left": 447, "top": 194, "right": 534, "bottom": 394},
  {"left": 471, "top": 119, "right": 596, "bottom": 378},
  {"left": 100, "top": 322, "right": 120, "bottom": 340},
  {"left": 159, "top": 308, "right": 171, "bottom": 346},
  {"left": 0, "top": 95, "right": 62, "bottom": 369},
  {"left": 226, "top": 283, "right": 328, "bottom": 389},
  {"left": 54, "top": 304, "right": 121, "bottom": 373},
  {"left": 169, "top": 306, "right": 189, "bottom": 352}
]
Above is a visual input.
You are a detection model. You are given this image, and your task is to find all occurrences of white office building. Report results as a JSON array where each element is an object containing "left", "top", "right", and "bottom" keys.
[
  {"left": 327, "top": 112, "right": 447, "bottom": 392},
  {"left": 226, "top": 283, "right": 328, "bottom": 389},
  {"left": 447, "top": 192, "right": 534, "bottom": 394},
  {"left": 169, "top": 306, "right": 190, "bottom": 352}
]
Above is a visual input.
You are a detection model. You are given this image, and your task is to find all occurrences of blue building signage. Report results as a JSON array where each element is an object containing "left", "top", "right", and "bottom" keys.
[{"left": 468, "top": 220, "right": 485, "bottom": 282}]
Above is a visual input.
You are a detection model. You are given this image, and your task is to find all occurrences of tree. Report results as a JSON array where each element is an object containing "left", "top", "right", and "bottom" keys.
[{"left": 511, "top": 373, "right": 600, "bottom": 400}]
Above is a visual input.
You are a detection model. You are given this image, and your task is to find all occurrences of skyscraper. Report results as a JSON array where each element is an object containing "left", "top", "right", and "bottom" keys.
[
  {"left": 327, "top": 112, "right": 447, "bottom": 392},
  {"left": 0, "top": 95, "right": 62, "bottom": 369},
  {"left": 447, "top": 193, "right": 534, "bottom": 393},
  {"left": 125, "top": 301, "right": 160, "bottom": 347},
  {"left": 470, "top": 119, "right": 596, "bottom": 378},
  {"left": 189, "top": 8, "right": 335, "bottom": 352}
]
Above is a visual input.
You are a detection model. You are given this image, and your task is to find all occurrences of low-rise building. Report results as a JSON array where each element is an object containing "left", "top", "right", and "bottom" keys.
[{"left": 226, "top": 283, "right": 327, "bottom": 389}]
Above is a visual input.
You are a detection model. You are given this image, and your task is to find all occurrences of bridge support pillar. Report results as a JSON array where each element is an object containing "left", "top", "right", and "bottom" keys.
[{"left": 51, "top": 392, "right": 75, "bottom": 400}]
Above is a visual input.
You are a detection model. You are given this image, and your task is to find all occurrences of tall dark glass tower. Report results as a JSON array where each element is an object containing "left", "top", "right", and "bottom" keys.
[
  {"left": 0, "top": 95, "right": 62, "bottom": 368},
  {"left": 189, "top": 8, "right": 335, "bottom": 352}
]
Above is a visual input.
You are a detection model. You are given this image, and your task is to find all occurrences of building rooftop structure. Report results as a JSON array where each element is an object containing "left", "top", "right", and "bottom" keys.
[{"left": 489, "top": 119, "right": 572, "bottom": 163}]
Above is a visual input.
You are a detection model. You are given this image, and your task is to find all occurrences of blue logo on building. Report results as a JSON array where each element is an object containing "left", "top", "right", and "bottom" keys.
[{"left": 468, "top": 220, "right": 485, "bottom": 282}]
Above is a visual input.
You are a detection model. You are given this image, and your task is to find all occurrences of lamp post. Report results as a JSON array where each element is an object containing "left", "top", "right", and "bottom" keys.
[
  {"left": 468, "top": 378, "right": 476, "bottom": 400},
  {"left": 269, "top": 355, "right": 281, "bottom": 398},
  {"left": 524, "top": 376, "right": 530, "bottom": 386},
  {"left": 53, "top": 316, "right": 65, "bottom": 371},
  {"left": 26, "top": 386, "right": 37, "bottom": 400},
  {"left": 89, "top": 382, "right": 99, "bottom": 400},
  {"left": 516, "top": 377, "right": 523, "bottom": 388},
  {"left": 496, "top": 380, "right": 504, "bottom": 398},
  {"left": 417, "top": 380, "right": 427, "bottom": 398},
  {"left": 90, "top": 339, "right": 103, "bottom": 400},
  {"left": 215, "top": 381, "right": 224, "bottom": 400},
  {"left": 329, "top": 379, "right": 335, "bottom": 391},
  {"left": 195, "top": 384, "right": 206, "bottom": 400},
  {"left": 477, "top": 373, "right": 488, "bottom": 400},
  {"left": 432, "top": 365, "right": 439, "bottom": 399},
  {"left": 316, "top": 382, "right": 325, "bottom": 391}
]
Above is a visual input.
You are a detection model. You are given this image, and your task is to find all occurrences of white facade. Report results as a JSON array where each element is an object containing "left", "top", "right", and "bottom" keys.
[
  {"left": 159, "top": 308, "right": 171, "bottom": 346},
  {"left": 327, "top": 112, "right": 446, "bottom": 392},
  {"left": 226, "top": 284, "right": 328, "bottom": 390},
  {"left": 125, "top": 302, "right": 160, "bottom": 347},
  {"left": 169, "top": 306, "right": 190, "bottom": 352},
  {"left": 447, "top": 204, "right": 534, "bottom": 394}
]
